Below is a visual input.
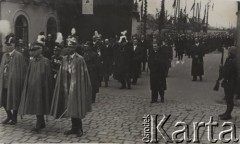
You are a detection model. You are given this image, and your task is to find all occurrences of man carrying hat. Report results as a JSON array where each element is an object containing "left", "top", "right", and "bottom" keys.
[
  {"left": 50, "top": 37, "right": 92, "bottom": 137},
  {"left": 0, "top": 33, "right": 27, "bottom": 125},
  {"left": 18, "top": 42, "right": 52, "bottom": 132}
]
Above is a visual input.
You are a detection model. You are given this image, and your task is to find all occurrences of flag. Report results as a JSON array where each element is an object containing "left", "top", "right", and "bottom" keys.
[
  {"left": 140, "top": 0, "right": 143, "bottom": 20},
  {"left": 190, "top": 1, "right": 195, "bottom": 11},
  {"left": 159, "top": 0, "right": 165, "bottom": 31},
  {"left": 82, "top": 0, "right": 93, "bottom": 15},
  {"left": 202, "top": 5, "right": 206, "bottom": 25},
  {"left": 172, "top": 0, "right": 176, "bottom": 8}
]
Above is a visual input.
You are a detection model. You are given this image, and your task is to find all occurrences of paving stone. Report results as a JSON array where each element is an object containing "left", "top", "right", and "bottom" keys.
[
  {"left": 0, "top": 56, "right": 239, "bottom": 143},
  {"left": 45, "top": 138, "right": 62, "bottom": 143}
]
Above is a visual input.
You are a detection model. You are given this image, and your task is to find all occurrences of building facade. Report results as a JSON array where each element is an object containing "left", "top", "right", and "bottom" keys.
[
  {"left": 0, "top": 0, "right": 58, "bottom": 51},
  {"left": 57, "top": 0, "right": 134, "bottom": 41},
  {"left": 237, "top": 2, "right": 240, "bottom": 76}
]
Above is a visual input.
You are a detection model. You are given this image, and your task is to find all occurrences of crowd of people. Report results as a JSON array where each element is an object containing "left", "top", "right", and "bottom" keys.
[{"left": 0, "top": 27, "right": 238, "bottom": 138}]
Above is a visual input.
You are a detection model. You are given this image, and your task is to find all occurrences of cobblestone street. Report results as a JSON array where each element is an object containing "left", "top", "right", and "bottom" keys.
[{"left": 0, "top": 52, "right": 240, "bottom": 143}]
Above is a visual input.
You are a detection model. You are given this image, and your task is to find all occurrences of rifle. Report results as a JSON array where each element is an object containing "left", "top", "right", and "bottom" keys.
[{"left": 213, "top": 47, "right": 224, "bottom": 91}]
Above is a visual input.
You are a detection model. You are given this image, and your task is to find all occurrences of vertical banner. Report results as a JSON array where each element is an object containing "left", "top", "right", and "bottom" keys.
[{"left": 82, "top": 0, "right": 93, "bottom": 15}]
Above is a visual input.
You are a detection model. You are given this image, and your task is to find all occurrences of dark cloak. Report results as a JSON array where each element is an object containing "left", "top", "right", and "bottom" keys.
[
  {"left": 50, "top": 53, "right": 92, "bottom": 119},
  {"left": 18, "top": 56, "right": 52, "bottom": 115},
  {"left": 0, "top": 51, "right": 27, "bottom": 110}
]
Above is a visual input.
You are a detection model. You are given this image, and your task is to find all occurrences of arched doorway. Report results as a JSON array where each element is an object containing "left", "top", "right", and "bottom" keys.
[
  {"left": 47, "top": 17, "right": 57, "bottom": 37},
  {"left": 15, "top": 15, "right": 28, "bottom": 47}
]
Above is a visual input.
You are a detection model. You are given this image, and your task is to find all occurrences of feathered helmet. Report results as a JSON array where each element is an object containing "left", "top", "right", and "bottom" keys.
[
  {"left": 5, "top": 33, "right": 15, "bottom": 46},
  {"left": 54, "top": 32, "right": 64, "bottom": 51},
  {"left": 119, "top": 30, "right": 128, "bottom": 43},
  {"left": 67, "top": 37, "right": 77, "bottom": 47},
  {"left": 37, "top": 32, "right": 45, "bottom": 45}
]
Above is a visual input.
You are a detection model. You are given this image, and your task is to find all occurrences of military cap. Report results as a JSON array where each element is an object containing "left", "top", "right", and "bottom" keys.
[
  {"left": 54, "top": 43, "right": 64, "bottom": 51},
  {"left": 29, "top": 42, "right": 44, "bottom": 51},
  {"left": 228, "top": 46, "right": 237, "bottom": 56},
  {"left": 67, "top": 37, "right": 77, "bottom": 47}
]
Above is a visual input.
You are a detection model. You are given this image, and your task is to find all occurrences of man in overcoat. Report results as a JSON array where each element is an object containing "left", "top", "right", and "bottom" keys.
[
  {"left": 131, "top": 39, "right": 143, "bottom": 85},
  {"left": 218, "top": 46, "right": 238, "bottom": 120},
  {"left": 0, "top": 33, "right": 27, "bottom": 125},
  {"left": 191, "top": 38, "right": 205, "bottom": 81},
  {"left": 18, "top": 42, "right": 52, "bottom": 132},
  {"left": 148, "top": 42, "right": 167, "bottom": 103},
  {"left": 139, "top": 35, "right": 149, "bottom": 72},
  {"left": 83, "top": 42, "right": 100, "bottom": 103},
  {"left": 114, "top": 38, "right": 133, "bottom": 89},
  {"left": 101, "top": 39, "right": 114, "bottom": 87},
  {"left": 50, "top": 38, "right": 92, "bottom": 137}
]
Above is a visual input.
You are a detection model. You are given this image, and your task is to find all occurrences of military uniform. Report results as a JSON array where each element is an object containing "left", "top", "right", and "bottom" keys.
[
  {"left": 51, "top": 38, "right": 92, "bottom": 137},
  {"left": 51, "top": 44, "right": 63, "bottom": 86},
  {"left": 219, "top": 47, "right": 238, "bottom": 120},
  {"left": 0, "top": 34, "right": 27, "bottom": 125},
  {"left": 18, "top": 42, "right": 52, "bottom": 132}
]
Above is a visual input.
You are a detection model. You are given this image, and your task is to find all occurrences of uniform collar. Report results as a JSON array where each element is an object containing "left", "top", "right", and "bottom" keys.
[
  {"left": 34, "top": 55, "right": 43, "bottom": 62},
  {"left": 70, "top": 53, "right": 76, "bottom": 59},
  {"left": 8, "top": 50, "right": 16, "bottom": 56}
]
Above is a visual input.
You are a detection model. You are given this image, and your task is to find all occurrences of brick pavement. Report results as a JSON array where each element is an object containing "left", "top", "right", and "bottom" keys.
[
  {"left": 0, "top": 53, "right": 240, "bottom": 143},
  {"left": 0, "top": 85, "right": 240, "bottom": 143}
]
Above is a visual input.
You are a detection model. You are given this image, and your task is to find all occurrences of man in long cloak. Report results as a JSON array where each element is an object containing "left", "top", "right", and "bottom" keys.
[
  {"left": 18, "top": 42, "right": 52, "bottom": 132},
  {"left": 50, "top": 37, "right": 92, "bottom": 137},
  {"left": 0, "top": 33, "right": 27, "bottom": 125}
]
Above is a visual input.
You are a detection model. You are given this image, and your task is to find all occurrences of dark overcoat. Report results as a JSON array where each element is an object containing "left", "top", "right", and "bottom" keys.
[
  {"left": 101, "top": 44, "right": 114, "bottom": 76},
  {"left": 0, "top": 51, "right": 27, "bottom": 110},
  {"left": 114, "top": 43, "right": 133, "bottom": 81},
  {"left": 148, "top": 47, "right": 167, "bottom": 91},
  {"left": 18, "top": 56, "right": 52, "bottom": 115},
  {"left": 83, "top": 50, "right": 100, "bottom": 94},
  {"left": 221, "top": 57, "right": 238, "bottom": 93},
  {"left": 139, "top": 40, "right": 149, "bottom": 62},
  {"left": 50, "top": 53, "right": 92, "bottom": 119},
  {"left": 131, "top": 44, "right": 143, "bottom": 78},
  {"left": 191, "top": 44, "right": 204, "bottom": 76}
]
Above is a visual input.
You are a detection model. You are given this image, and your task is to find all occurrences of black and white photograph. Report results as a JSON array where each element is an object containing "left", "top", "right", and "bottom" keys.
[{"left": 0, "top": 0, "right": 239, "bottom": 143}]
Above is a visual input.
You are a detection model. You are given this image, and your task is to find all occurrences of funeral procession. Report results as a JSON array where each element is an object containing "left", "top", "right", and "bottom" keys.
[{"left": 0, "top": 0, "right": 240, "bottom": 143}]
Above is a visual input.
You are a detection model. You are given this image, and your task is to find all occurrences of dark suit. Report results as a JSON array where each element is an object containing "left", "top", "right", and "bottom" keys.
[
  {"left": 83, "top": 50, "right": 100, "bottom": 103},
  {"left": 114, "top": 43, "right": 133, "bottom": 89},
  {"left": 131, "top": 44, "right": 143, "bottom": 84},
  {"left": 191, "top": 43, "right": 204, "bottom": 80},
  {"left": 148, "top": 47, "right": 167, "bottom": 102},
  {"left": 139, "top": 40, "right": 149, "bottom": 71},
  {"left": 101, "top": 44, "right": 114, "bottom": 85}
]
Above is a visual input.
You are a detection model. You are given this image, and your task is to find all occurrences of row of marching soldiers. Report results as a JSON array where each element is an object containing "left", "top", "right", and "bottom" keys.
[{"left": 173, "top": 32, "right": 234, "bottom": 64}]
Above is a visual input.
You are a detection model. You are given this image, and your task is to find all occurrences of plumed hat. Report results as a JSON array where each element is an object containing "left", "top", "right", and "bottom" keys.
[{"left": 5, "top": 33, "right": 15, "bottom": 46}]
